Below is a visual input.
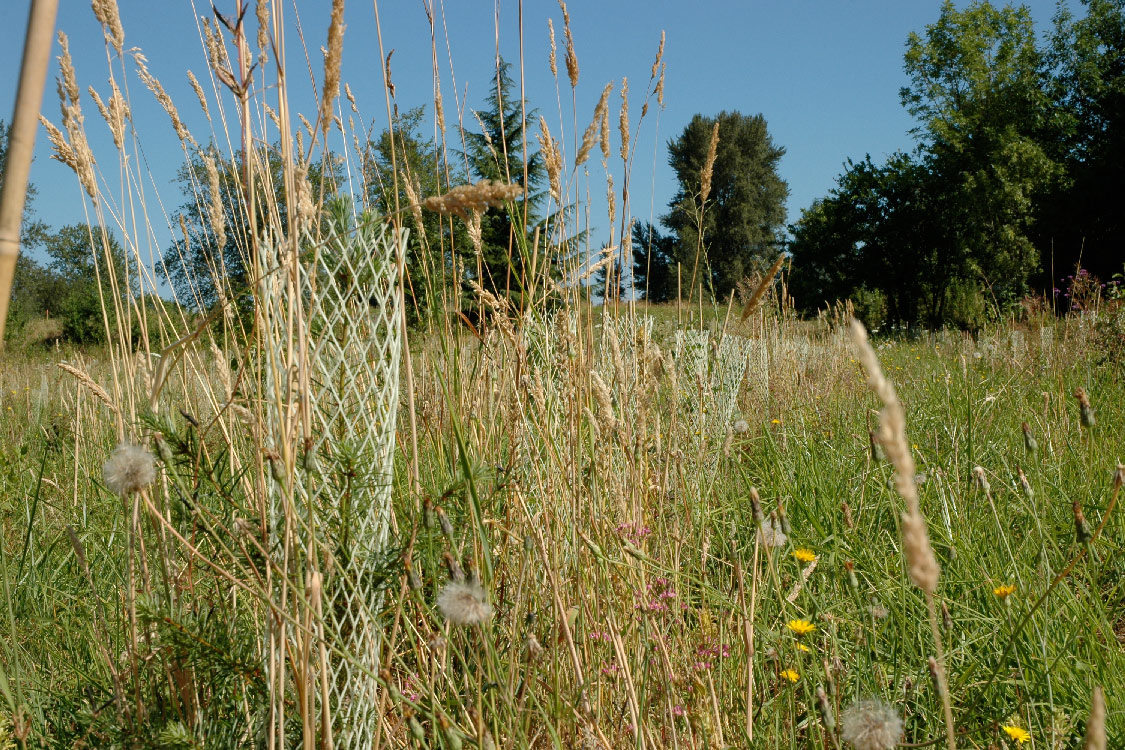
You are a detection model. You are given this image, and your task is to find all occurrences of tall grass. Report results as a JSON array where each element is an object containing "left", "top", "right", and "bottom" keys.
[{"left": 0, "top": 1, "right": 1121, "bottom": 748}]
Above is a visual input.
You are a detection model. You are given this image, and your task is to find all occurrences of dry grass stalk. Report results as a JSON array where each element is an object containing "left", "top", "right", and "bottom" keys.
[
  {"left": 293, "top": 164, "right": 316, "bottom": 234},
  {"left": 89, "top": 79, "right": 129, "bottom": 150},
  {"left": 739, "top": 255, "right": 786, "bottom": 322},
  {"left": 433, "top": 83, "right": 446, "bottom": 137},
  {"left": 651, "top": 31, "right": 665, "bottom": 79},
  {"left": 134, "top": 52, "right": 195, "bottom": 146},
  {"left": 203, "top": 153, "right": 227, "bottom": 253},
  {"left": 186, "top": 71, "right": 210, "bottom": 121},
  {"left": 1085, "top": 685, "right": 1105, "bottom": 750},
  {"left": 700, "top": 121, "right": 719, "bottom": 207},
  {"left": 656, "top": 61, "right": 666, "bottom": 108},
  {"left": 606, "top": 174, "right": 616, "bottom": 230},
  {"left": 263, "top": 102, "right": 281, "bottom": 131},
  {"left": 203, "top": 19, "right": 226, "bottom": 78},
  {"left": 345, "top": 82, "right": 358, "bottom": 113},
  {"left": 847, "top": 319, "right": 954, "bottom": 750},
  {"left": 91, "top": 0, "right": 125, "bottom": 55},
  {"left": 46, "top": 42, "right": 99, "bottom": 201},
  {"left": 618, "top": 77, "right": 630, "bottom": 161},
  {"left": 599, "top": 99, "right": 610, "bottom": 161},
  {"left": 536, "top": 117, "right": 562, "bottom": 202},
  {"left": 559, "top": 0, "right": 578, "bottom": 88},
  {"left": 401, "top": 173, "right": 427, "bottom": 243},
  {"left": 56, "top": 32, "right": 80, "bottom": 108},
  {"left": 466, "top": 211, "right": 484, "bottom": 257},
  {"left": 299, "top": 113, "right": 314, "bottom": 143},
  {"left": 421, "top": 180, "right": 524, "bottom": 223},
  {"left": 57, "top": 362, "right": 120, "bottom": 416},
  {"left": 572, "top": 244, "right": 616, "bottom": 285},
  {"left": 256, "top": 0, "right": 270, "bottom": 61},
  {"left": 320, "top": 0, "right": 345, "bottom": 133},
  {"left": 547, "top": 18, "right": 558, "bottom": 78},
  {"left": 39, "top": 117, "right": 77, "bottom": 172},
  {"left": 576, "top": 82, "right": 613, "bottom": 167}
]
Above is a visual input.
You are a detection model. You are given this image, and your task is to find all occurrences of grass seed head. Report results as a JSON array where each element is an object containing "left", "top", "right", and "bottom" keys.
[{"left": 1085, "top": 685, "right": 1106, "bottom": 750}]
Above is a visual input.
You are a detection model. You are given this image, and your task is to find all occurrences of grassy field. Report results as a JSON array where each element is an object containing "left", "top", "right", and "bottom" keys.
[
  {"left": 1, "top": 306, "right": 1120, "bottom": 748},
  {"left": 1, "top": 1, "right": 1121, "bottom": 746}
]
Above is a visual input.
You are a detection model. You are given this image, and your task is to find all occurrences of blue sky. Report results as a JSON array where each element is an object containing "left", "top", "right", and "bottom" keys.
[{"left": 1, "top": 0, "right": 1070, "bottom": 258}]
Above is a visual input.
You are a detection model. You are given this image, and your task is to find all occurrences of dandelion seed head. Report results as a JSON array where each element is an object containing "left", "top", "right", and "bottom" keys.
[
  {"left": 840, "top": 699, "right": 903, "bottom": 750},
  {"left": 758, "top": 515, "right": 787, "bottom": 548},
  {"left": 437, "top": 580, "right": 493, "bottom": 626},
  {"left": 103, "top": 443, "right": 156, "bottom": 496}
]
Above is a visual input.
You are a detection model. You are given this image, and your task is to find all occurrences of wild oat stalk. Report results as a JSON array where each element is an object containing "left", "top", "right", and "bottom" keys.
[{"left": 848, "top": 319, "right": 955, "bottom": 750}]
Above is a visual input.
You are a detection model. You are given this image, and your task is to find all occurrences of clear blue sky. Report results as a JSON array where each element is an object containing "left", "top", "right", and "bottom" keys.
[{"left": 1, "top": 0, "right": 1070, "bottom": 257}]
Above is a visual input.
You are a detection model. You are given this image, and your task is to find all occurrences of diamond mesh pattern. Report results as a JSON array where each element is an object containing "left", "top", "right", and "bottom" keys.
[{"left": 259, "top": 219, "right": 406, "bottom": 748}]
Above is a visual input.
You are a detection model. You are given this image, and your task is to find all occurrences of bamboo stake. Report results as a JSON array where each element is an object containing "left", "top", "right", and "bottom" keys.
[{"left": 0, "top": 0, "right": 59, "bottom": 348}]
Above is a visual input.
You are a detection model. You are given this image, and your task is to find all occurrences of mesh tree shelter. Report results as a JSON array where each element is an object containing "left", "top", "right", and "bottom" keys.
[{"left": 258, "top": 207, "right": 406, "bottom": 747}]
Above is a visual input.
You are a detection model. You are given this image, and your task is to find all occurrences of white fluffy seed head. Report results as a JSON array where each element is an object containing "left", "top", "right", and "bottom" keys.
[
  {"left": 437, "top": 581, "right": 493, "bottom": 626},
  {"left": 103, "top": 443, "right": 156, "bottom": 496},
  {"left": 840, "top": 700, "right": 903, "bottom": 750},
  {"left": 758, "top": 514, "right": 787, "bottom": 548}
]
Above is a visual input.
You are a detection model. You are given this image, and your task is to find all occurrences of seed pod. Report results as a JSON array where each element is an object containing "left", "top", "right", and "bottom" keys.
[
  {"left": 941, "top": 600, "right": 953, "bottom": 633},
  {"left": 436, "top": 506, "right": 454, "bottom": 538},
  {"left": 844, "top": 560, "right": 859, "bottom": 589},
  {"left": 777, "top": 502, "right": 792, "bottom": 536},
  {"left": 1074, "top": 500, "right": 1093, "bottom": 544},
  {"left": 816, "top": 685, "right": 835, "bottom": 731},
  {"left": 749, "top": 487, "right": 764, "bottom": 524},
  {"left": 973, "top": 465, "right": 990, "bottom": 494},
  {"left": 443, "top": 552, "right": 465, "bottom": 583},
  {"left": 405, "top": 554, "right": 423, "bottom": 590},
  {"left": 841, "top": 501, "right": 854, "bottom": 530},
  {"left": 1074, "top": 387, "right": 1096, "bottom": 428},
  {"left": 927, "top": 656, "right": 943, "bottom": 696},
  {"left": 1021, "top": 422, "right": 1038, "bottom": 455},
  {"left": 869, "top": 429, "right": 885, "bottom": 462}
]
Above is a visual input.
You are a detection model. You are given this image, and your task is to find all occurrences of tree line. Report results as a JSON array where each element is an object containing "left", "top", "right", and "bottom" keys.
[
  {"left": 11, "top": 0, "right": 1119, "bottom": 343},
  {"left": 788, "top": 0, "right": 1125, "bottom": 330}
]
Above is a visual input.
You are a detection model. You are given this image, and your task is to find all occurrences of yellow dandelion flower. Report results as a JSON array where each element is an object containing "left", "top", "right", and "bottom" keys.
[
  {"left": 796, "top": 643, "right": 811, "bottom": 652},
  {"left": 780, "top": 668, "right": 799, "bottom": 683},
  {"left": 993, "top": 584, "right": 1016, "bottom": 599},
  {"left": 770, "top": 418, "right": 781, "bottom": 424},
  {"left": 793, "top": 548, "right": 817, "bottom": 563},
  {"left": 787, "top": 619, "right": 816, "bottom": 636},
  {"left": 1002, "top": 725, "right": 1030, "bottom": 744}
]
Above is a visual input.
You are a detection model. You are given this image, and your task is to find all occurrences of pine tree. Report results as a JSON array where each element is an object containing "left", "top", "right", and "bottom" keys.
[{"left": 462, "top": 59, "right": 545, "bottom": 302}]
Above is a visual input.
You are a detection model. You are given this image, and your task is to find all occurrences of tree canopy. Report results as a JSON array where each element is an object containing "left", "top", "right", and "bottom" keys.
[
  {"left": 633, "top": 111, "right": 788, "bottom": 303},
  {"left": 790, "top": 0, "right": 1124, "bottom": 329}
]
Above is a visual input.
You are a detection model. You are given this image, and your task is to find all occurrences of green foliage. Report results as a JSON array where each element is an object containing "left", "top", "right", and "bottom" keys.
[
  {"left": 367, "top": 107, "right": 460, "bottom": 326},
  {"left": 851, "top": 286, "right": 888, "bottom": 332},
  {"left": 164, "top": 144, "right": 343, "bottom": 314},
  {"left": 662, "top": 111, "right": 788, "bottom": 301},
  {"left": 5, "top": 225, "right": 128, "bottom": 346},
  {"left": 631, "top": 221, "right": 679, "bottom": 303},
  {"left": 791, "top": 0, "right": 1086, "bottom": 328},
  {"left": 462, "top": 59, "right": 546, "bottom": 301},
  {"left": 1040, "top": 0, "right": 1125, "bottom": 283}
]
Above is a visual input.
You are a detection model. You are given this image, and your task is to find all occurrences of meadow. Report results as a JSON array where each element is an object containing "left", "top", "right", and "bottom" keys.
[
  {"left": 1, "top": 303, "right": 1121, "bottom": 748},
  {"left": 0, "top": 1, "right": 1121, "bottom": 747}
]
